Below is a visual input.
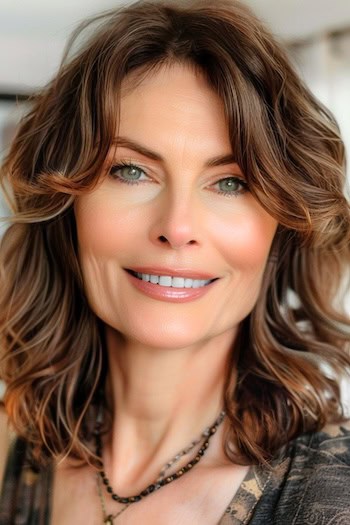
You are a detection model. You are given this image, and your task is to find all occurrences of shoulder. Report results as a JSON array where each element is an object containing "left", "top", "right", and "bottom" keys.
[
  {"left": 285, "top": 419, "right": 350, "bottom": 481},
  {"left": 266, "top": 421, "right": 350, "bottom": 524},
  {"left": 0, "top": 407, "right": 23, "bottom": 522},
  {"left": 308, "top": 419, "right": 350, "bottom": 461},
  {"left": 0, "top": 429, "right": 29, "bottom": 502},
  {"left": 0, "top": 432, "right": 52, "bottom": 524},
  {"left": 290, "top": 419, "right": 350, "bottom": 468}
]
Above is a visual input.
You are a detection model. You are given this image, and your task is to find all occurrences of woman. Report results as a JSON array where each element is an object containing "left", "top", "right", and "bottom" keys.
[{"left": 0, "top": 0, "right": 350, "bottom": 523}]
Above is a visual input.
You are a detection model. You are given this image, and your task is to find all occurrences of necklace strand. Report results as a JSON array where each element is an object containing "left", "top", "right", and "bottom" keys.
[
  {"left": 97, "top": 432, "right": 207, "bottom": 524},
  {"left": 97, "top": 474, "right": 131, "bottom": 523},
  {"left": 96, "top": 410, "right": 226, "bottom": 523},
  {"left": 156, "top": 414, "right": 222, "bottom": 481}
]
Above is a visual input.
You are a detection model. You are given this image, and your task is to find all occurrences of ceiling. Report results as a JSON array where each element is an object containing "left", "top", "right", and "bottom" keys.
[{"left": 1, "top": 0, "right": 350, "bottom": 90}]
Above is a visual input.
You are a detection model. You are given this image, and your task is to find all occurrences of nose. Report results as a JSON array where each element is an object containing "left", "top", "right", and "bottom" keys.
[{"left": 149, "top": 190, "right": 201, "bottom": 250}]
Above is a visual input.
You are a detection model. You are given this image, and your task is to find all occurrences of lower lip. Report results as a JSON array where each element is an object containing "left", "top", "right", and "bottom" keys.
[{"left": 124, "top": 270, "right": 219, "bottom": 303}]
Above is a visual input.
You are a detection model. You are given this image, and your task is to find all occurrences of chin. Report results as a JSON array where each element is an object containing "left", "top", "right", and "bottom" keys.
[{"left": 106, "top": 318, "right": 211, "bottom": 350}]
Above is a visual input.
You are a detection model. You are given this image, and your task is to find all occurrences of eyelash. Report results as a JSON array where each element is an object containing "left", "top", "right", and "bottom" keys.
[{"left": 109, "top": 161, "right": 249, "bottom": 198}]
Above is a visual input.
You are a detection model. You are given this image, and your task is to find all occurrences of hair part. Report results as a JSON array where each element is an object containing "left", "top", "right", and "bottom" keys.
[{"left": 1, "top": 0, "right": 350, "bottom": 468}]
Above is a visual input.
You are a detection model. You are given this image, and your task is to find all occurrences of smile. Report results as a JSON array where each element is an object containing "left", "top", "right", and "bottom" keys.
[{"left": 127, "top": 269, "right": 216, "bottom": 288}]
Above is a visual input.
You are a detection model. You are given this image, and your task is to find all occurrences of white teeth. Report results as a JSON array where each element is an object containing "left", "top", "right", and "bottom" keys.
[
  {"left": 135, "top": 272, "right": 211, "bottom": 288},
  {"left": 160, "top": 276, "right": 173, "bottom": 287}
]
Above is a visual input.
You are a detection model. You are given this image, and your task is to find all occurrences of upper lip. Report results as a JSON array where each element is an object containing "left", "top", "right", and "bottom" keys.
[{"left": 125, "top": 267, "right": 219, "bottom": 280}]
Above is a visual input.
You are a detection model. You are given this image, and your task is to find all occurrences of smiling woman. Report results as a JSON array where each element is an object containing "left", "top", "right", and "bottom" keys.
[
  {"left": 0, "top": 1, "right": 350, "bottom": 524},
  {"left": 74, "top": 63, "right": 277, "bottom": 342}
]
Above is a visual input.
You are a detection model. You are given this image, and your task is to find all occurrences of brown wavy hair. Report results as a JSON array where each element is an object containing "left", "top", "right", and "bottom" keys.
[{"left": 1, "top": 0, "right": 350, "bottom": 468}]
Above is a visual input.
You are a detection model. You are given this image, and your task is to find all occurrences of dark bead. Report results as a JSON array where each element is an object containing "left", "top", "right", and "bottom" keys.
[{"left": 94, "top": 408, "right": 226, "bottom": 508}]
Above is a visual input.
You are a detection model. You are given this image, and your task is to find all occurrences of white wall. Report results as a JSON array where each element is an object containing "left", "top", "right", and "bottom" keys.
[{"left": 1, "top": 0, "right": 350, "bottom": 90}]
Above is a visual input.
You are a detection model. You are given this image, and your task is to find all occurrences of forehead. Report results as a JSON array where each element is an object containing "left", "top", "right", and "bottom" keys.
[{"left": 117, "top": 63, "right": 231, "bottom": 155}]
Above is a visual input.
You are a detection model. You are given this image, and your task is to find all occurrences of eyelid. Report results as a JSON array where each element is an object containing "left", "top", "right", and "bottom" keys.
[
  {"left": 212, "top": 172, "right": 247, "bottom": 184},
  {"left": 110, "top": 160, "right": 151, "bottom": 175}
]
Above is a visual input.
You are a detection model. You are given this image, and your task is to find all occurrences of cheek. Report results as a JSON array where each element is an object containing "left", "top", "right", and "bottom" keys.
[
  {"left": 74, "top": 198, "right": 118, "bottom": 306},
  {"left": 74, "top": 200, "right": 119, "bottom": 319},
  {"left": 74, "top": 193, "right": 135, "bottom": 257},
  {"left": 214, "top": 210, "right": 277, "bottom": 273}
]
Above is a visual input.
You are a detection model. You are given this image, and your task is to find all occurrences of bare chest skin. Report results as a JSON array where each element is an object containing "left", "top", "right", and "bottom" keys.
[{"left": 51, "top": 461, "right": 250, "bottom": 525}]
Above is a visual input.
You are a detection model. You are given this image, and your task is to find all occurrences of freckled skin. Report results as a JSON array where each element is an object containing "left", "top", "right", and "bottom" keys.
[{"left": 74, "top": 63, "right": 278, "bottom": 352}]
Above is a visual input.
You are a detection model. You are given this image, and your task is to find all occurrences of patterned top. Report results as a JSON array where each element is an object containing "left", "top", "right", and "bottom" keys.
[{"left": 1, "top": 422, "right": 350, "bottom": 524}]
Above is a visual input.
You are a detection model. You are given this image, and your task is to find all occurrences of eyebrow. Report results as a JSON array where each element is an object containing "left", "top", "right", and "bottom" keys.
[{"left": 113, "top": 137, "right": 238, "bottom": 168}]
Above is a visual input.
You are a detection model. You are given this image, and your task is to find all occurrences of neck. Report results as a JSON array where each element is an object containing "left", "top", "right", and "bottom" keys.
[{"left": 102, "top": 326, "right": 237, "bottom": 491}]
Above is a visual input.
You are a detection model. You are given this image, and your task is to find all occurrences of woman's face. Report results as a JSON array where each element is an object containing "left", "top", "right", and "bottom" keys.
[{"left": 74, "top": 63, "right": 278, "bottom": 350}]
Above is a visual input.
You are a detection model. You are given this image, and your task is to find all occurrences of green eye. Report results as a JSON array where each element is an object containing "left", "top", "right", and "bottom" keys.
[
  {"left": 109, "top": 162, "right": 248, "bottom": 197},
  {"left": 214, "top": 177, "right": 248, "bottom": 197},
  {"left": 109, "top": 163, "right": 147, "bottom": 184}
]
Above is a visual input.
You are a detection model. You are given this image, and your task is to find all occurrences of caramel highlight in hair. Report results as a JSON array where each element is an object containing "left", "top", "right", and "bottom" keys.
[{"left": 0, "top": 0, "right": 349, "bottom": 467}]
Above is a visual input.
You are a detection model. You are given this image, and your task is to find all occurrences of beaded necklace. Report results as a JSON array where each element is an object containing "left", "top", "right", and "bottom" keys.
[{"left": 95, "top": 410, "right": 226, "bottom": 524}]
